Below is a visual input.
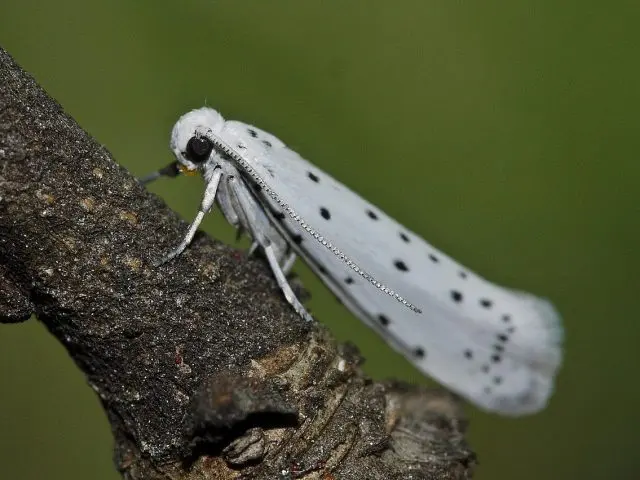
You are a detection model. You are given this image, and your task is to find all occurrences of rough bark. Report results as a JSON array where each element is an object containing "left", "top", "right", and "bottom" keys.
[{"left": 0, "top": 46, "right": 475, "bottom": 479}]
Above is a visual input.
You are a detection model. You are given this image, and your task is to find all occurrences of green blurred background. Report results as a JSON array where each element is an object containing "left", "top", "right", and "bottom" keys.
[{"left": 1, "top": 1, "right": 638, "bottom": 479}]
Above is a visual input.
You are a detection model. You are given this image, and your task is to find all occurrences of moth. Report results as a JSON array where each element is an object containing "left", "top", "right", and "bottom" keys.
[{"left": 142, "top": 107, "right": 563, "bottom": 415}]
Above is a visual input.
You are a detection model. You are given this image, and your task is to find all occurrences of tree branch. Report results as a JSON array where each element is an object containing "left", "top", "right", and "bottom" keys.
[{"left": 0, "top": 46, "right": 475, "bottom": 479}]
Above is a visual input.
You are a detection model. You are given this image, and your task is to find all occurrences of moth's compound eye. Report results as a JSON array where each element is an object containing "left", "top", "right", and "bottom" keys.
[{"left": 185, "top": 136, "right": 214, "bottom": 163}]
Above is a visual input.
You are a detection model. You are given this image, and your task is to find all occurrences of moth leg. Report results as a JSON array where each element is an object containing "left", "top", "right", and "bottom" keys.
[
  {"left": 140, "top": 161, "right": 181, "bottom": 185},
  {"left": 282, "top": 252, "right": 297, "bottom": 275},
  {"left": 154, "top": 168, "right": 223, "bottom": 266},
  {"left": 227, "top": 176, "right": 312, "bottom": 322},
  {"left": 231, "top": 183, "right": 292, "bottom": 268},
  {"left": 247, "top": 241, "right": 259, "bottom": 257},
  {"left": 263, "top": 243, "right": 313, "bottom": 322},
  {"left": 246, "top": 242, "right": 295, "bottom": 274}
]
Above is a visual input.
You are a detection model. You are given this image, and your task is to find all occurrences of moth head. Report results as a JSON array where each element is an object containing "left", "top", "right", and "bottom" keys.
[{"left": 170, "top": 107, "right": 225, "bottom": 175}]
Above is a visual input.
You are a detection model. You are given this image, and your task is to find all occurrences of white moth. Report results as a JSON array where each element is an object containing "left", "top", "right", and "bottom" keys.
[{"left": 142, "top": 107, "right": 563, "bottom": 415}]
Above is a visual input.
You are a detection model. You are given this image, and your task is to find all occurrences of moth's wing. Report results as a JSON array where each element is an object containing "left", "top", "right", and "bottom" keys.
[{"left": 221, "top": 120, "right": 563, "bottom": 415}]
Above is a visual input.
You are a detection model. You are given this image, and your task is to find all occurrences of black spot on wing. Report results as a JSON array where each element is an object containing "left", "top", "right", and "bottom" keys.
[
  {"left": 394, "top": 260, "right": 408, "bottom": 272},
  {"left": 320, "top": 207, "right": 331, "bottom": 220},
  {"left": 413, "top": 347, "right": 426, "bottom": 359},
  {"left": 480, "top": 298, "right": 493, "bottom": 309}
]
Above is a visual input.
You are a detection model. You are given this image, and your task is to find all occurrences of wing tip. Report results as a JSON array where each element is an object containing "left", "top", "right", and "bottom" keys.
[
  {"left": 513, "top": 288, "right": 563, "bottom": 335},
  {"left": 513, "top": 290, "right": 564, "bottom": 373},
  {"left": 480, "top": 372, "right": 557, "bottom": 416},
  {"left": 473, "top": 291, "right": 564, "bottom": 416}
]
